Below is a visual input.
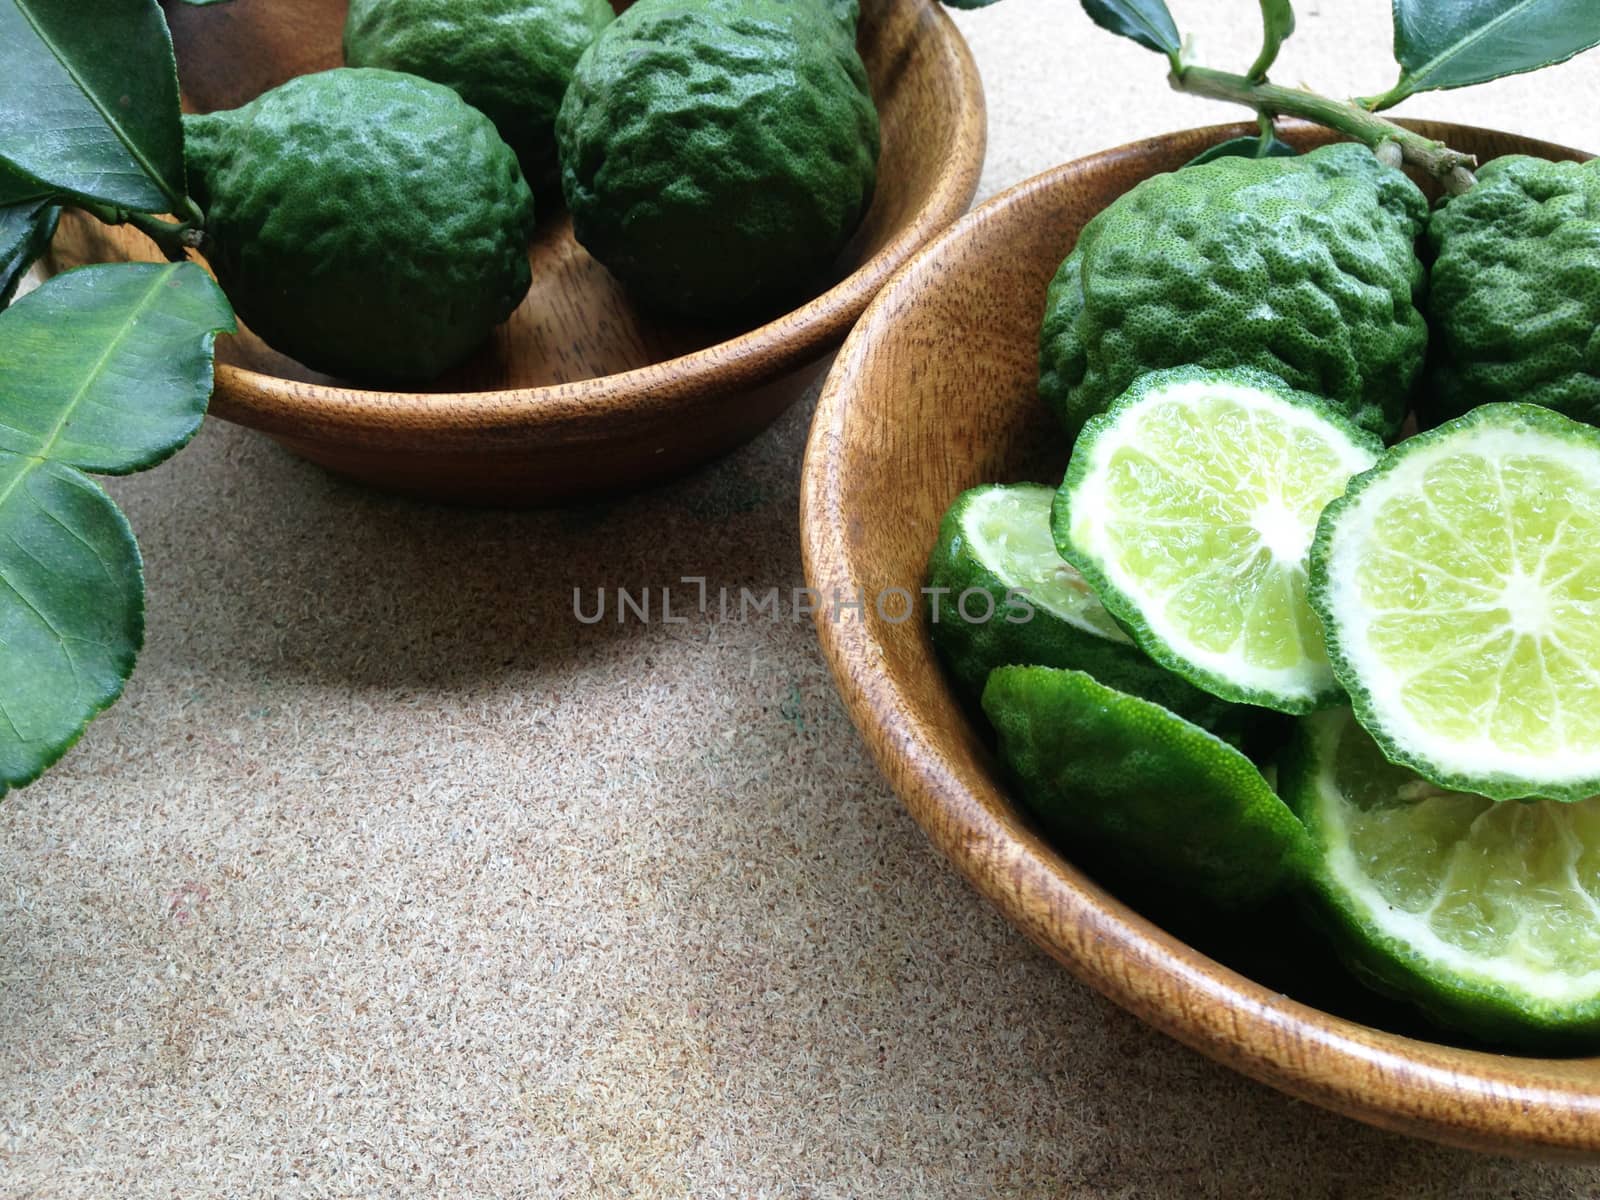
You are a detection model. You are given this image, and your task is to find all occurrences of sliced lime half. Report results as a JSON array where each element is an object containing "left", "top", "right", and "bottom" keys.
[
  {"left": 926, "top": 484, "right": 1250, "bottom": 738},
  {"left": 1055, "top": 366, "right": 1379, "bottom": 714},
  {"left": 936, "top": 482, "right": 1127, "bottom": 643},
  {"left": 1284, "top": 707, "right": 1600, "bottom": 1049},
  {"left": 1312, "top": 403, "right": 1600, "bottom": 802}
]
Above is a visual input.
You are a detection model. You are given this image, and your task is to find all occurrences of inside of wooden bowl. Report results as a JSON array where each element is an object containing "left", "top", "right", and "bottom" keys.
[
  {"left": 50, "top": 0, "right": 967, "bottom": 395},
  {"left": 806, "top": 120, "right": 1600, "bottom": 1153}
]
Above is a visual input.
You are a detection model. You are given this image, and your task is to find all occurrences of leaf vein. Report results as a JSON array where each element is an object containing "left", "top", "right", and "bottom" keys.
[
  {"left": 1402, "top": 0, "right": 1546, "bottom": 89},
  {"left": 0, "top": 263, "right": 176, "bottom": 514}
]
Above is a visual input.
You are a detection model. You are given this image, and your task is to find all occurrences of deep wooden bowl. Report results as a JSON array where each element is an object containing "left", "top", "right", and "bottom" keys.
[
  {"left": 42, "top": 0, "right": 984, "bottom": 505},
  {"left": 801, "top": 120, "right": 1600, "bottom": 1158}
]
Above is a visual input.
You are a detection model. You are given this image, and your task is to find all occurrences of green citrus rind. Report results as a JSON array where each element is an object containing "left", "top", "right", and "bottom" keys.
[
  {"left": 555, "top": 0, "right": 878, "bottom": 317},
  {"left": 982, "top": 665, "right": 1311, "bottom": 911},
  {"left": 343, "top": 0, "right": 614, "bottom": 187},
  {"left": 184, "top": 69, "right": 535, "bottom": 383},
  {"left": 1311, "top": 402, "right": 1600, "bottom": 803},
  {"left": 1423, "top": 155, "right": 1600, "bottom": 427},
  {"left": 1037, "top": 143, "right": 1428, "bottom": 445}
]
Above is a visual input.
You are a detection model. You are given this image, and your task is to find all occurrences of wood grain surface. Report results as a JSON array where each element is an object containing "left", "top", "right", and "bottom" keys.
[
  {"left": 45, "top": 0, "right": 985, "bottom": 505},
  {"left": 801, "top": 119, "right": 1600, "bottom": 1159}
]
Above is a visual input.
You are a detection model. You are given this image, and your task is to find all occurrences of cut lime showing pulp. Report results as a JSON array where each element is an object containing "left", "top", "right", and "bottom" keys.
[
  {"left": 1054, "top": 366, "right": 1379, "bottom": 714},
  {"left": 1284, "top": 707, "right": 1600, "bottom": 1048},
  {"left": 926, "top": 484, "right": 1246, "bottom": 736},
  {"left": 982, "top": 665, "right": 1310, "bottom": 910},
  {"left": 940, "top": 482, "right": 1126, "bottom": 641},
  {"left": 1312, "top": 403, "right": 1600, "bottom": 802}
]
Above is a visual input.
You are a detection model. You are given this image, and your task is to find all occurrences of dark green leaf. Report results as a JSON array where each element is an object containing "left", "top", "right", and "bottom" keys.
[
  {"left": 1080, "top": 0, "right": 1181, "bottom": 56},
  {"left": 941, "top": 0, "right": 1004, "bottom": 8},
  {"left": 0, "top": 0, "right": 187, "bottom": 212},
  {"left": 1386, "top": 0, "right": 1600, "bottom": 101},
  {"left": 1249, "top": 0, "right": 1295, "bottom": 79},
  {"left": 0, "top": 198, "right": 58, "bottom": 307},
  {"left": 0, "top": 262, "right": 234, "bottom": 473},
  {"left": 1185, "top": 132, "right": 1299, "bottom": 168},
  {"left": 0, "top": 457, "right": 142, "bottom": 795},
  {"left": 0, "top": 261, "right": 234, "bottom": 796}
]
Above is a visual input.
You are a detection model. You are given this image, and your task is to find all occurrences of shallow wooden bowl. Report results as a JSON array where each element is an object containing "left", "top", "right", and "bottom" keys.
[
  {"left": 801, "top": 119, "right": 1600, "bottom": 1157},
  {"left": 43, "top": 0, "right": 984, "bottom": 505}
]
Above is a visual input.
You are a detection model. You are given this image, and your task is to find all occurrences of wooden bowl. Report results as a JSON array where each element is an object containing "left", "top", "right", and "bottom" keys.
[
  {"left": 42, "top": 0, "right": 984, "bottom": 505},
  {"left": 800, "top": 119, "right": 1600, "bottom": 1158}
]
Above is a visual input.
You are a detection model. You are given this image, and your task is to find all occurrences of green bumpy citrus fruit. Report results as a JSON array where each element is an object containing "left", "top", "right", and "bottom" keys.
[
  {"left": 185, "top": 68, "right": 536, "bottom": 383},
  {"left": 343, "top": 0, "right": 613, "bottom": 187},
  {"left": 555, "top": 0, "right": 880, "bottom": 317},
  {"left": 1039, "top": 143, "right": 1429, "bottom": 444},
  {"left": 1423, "top": 155, "right": 1600, "bottom": 426}
]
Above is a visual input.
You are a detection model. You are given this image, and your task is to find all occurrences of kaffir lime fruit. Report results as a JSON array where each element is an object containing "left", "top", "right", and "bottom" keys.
[
  {"left": 1311, "top": 403, "right": 1600, "bottom": 802},
  {"left": 556, "top": 0, "right": 880, "bottom": 317},
  {"left": 1039, "top": 143, "right": 1428, "bottom": 443},
  {"left": 1424, "top": 155, "right": 1600, "bottom": 426},
  {"left": 184, "top": 68, "right": 536, "bottom": 383},
  {"left": 343, "top": 0, "right": 613, "bottom": 187}
]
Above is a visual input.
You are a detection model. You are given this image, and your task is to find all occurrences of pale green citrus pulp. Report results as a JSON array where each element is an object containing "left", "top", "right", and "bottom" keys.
[
  {"left": 965, "top": 486, "right": 1127, "bottom": 641},
  {"left": 1314, "top": 404, "right": 1600, "bottom": 800}
]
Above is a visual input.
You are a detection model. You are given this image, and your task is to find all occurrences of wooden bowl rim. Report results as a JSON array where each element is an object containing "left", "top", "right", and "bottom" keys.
[
  {"left": 203, "top": 0, "right": 985, "bottom": 440},
  {"left": 800, "top": 118, "right": 1600, "bottom": 1158}
]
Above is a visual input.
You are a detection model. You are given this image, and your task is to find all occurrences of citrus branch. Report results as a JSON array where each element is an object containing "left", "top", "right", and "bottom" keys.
[
  {"left": 74, "top": 201, "right": 203, "bottom": 263},
  {"left": 1171, "top": 64, "right": 1480, "bottom": 191}
]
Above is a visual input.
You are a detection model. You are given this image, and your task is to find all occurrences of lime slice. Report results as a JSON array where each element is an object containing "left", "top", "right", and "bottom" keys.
[
  {"left": 982, "top": 665, "right": 1311, "bottom": 910},
  {"left": 1312, "top": 403, "right": 1600, "bottom": 802},
  {"left": 933, "top": 483, "right": 1128, "bottom": 649},
  {"left": 1054, "top": 366, "right": 1380, "bottom": 714},
  {"left": 1283, "top": 707, "right": 1600, "bottom": 1048},
  {"left": 926, "top": 483, "right": 1247, "bottom": 737}
]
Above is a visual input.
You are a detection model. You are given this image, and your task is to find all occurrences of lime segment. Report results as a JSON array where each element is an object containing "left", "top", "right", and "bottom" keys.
[
  {"left": 1312, "top": 403, "right": 1600, "bottom": 801},
  {"left": 1055, "top": 366, "right": 1379, "bottom": 714},
  {"left": 954, "top": 483, "right": 1126, "bottom": 640}
]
